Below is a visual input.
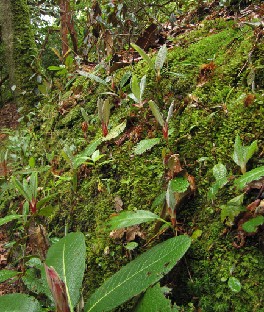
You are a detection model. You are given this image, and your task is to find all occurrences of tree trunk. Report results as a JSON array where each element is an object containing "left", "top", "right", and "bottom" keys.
[{"left": 0, "top": 0, "right": 39, "bottom": 108}]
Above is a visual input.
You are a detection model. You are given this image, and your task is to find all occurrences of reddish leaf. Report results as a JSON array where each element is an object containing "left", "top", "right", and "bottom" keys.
[{"left": 44, "top": 264, "right": 70, "bottom": 312}]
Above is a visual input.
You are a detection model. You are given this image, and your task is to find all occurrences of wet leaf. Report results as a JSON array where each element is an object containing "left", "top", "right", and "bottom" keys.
[
  {"left": 242, "top": 215, "right": 264, "bottom": 233},
  {"left": 228, "top": 277, "right": 242, "bottom": 293}
]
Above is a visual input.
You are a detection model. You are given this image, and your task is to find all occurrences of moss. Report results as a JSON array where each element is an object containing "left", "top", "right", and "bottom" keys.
[{"left": 4, "top": 16, "right": 264, "bottom": 311}]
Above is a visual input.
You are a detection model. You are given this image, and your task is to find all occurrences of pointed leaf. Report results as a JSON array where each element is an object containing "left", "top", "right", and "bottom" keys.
[
  {"left": 0, "top": 270, "right": 21, "bottom": 283},
  {"left": 85, "top": 235, "right": 191, "bottom": 312},
  {"left": 134, "top": 138, "right": 160, "bottom": 155},
  {"left": 11, "top": 177, "right": 31, "bottom": 202},
  {"left": 79, "top": 139, "right": 102, "bottom": 159},
  {"left": 139, "top": 75, "right": 146, "bottom": 100},
  {"left": 0, "top": 214, "right": 23, "bottom": 227},
  {"left": 234, "top": 166, "right": 264, "bottom": 190},
  {"left": 131, "top": 43, "right": 154, "bottom": 70},
  {"left": 155, "top": 44, "right": 167, "bottom": 71},
  {"left": 109, "top": 210, "right": 160, "bottom": 230},
  {"left": 102, "top": 121, "right": 126, "bottom": 141},
  {"left": 45, "top": 232, "right": 86, "bottom": 311},
  {"left": 166, "top": 181, "right": 176, "bottom": 210},
  {"left": 131, "top": 75, "right": 140, "bottom": 102},
  {"left": 170, "top": 177, "right": 189, "bottom": 193},
  {"left": 45, "top": 264, "right": 70, "bottom": 312},
  {"left": 120, "top": 71, "right": 132, "bottom": 88},
  {"left": 149, "top": 101, "right": 165, "bottom": 127},
  {"left": 77, "top": 70, "right": 107, "bottom": 86}
]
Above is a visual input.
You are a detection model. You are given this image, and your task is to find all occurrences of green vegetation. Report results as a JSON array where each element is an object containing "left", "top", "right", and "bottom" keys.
[{"left": 0, "top": 1, "right": 264, "bottom": 311}]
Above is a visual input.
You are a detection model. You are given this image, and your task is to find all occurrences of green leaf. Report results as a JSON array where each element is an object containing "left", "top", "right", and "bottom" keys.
[
  {"left": 170, "top": 177, "right": 189, "bottom": 193},
  {"left": 228, "top": 277, "right": 242, "bottom": 293},
  {"left": 0, "top": 294, "right": 42, "bottom": 312},
  {"left": 80, "top": 139, "right": 102, "bottom": 159},
  {"left": 48, "top": 65, "right": 62, "bottom": 71},
  {"left": 85, "top": 235, "right": 191, "bottom": 312},
  {"left": 80, "top": 108, "right": 90, "bottom": 123},
  {"left": 36, "top": 194, "right": 57, "bottom": 210},
  {"left": 120, "top": 71, "right": 132, "bottom": 88},
  {"left": 155, "top": 44, "right": 167, "bottom": 71},
  {"left": 242, "top": 216, "right": 264, "bottom": 233},
  {"left": 102, "top": 121, "right": 126, "bottom": 141},
  {"left": 0, "top": 270, "right": 21, "bottom": 283},
  {"left": 135, "top": 283, "right": 174, "bottom": 312},
  {"left": 131, "top": 43, "right": 154, "bottom": 70},
  {"left": 151, "top": 192, "right": 166, "bottom": 209},
  {"left": 232, "top": 135, "right": 258, "bottom": 173},
  {"left": 131, "top": 75, "right": 140, "bottom": 102},
  {"left": 30, "top": 172, "right": 38, "bottom": 200},
  {"left": 140, "top": 75, "right": 146, "bottom": 100},
  {"left": 149, "top": 100, "right": 165, "bottom": 127},
  {"left": 234, "top": 166, "right": 264, "bottom": 190},
  {"left": 45, "top": 232, "right": 86, "bottom": 311},
  {"left": 213, "top": 163, "right": 227, "bottom": 180},
  {"left": 134, "top": 138, "right": 160, "bottom": 155},
  {"left": 208, "top": 177, "right": 228, "bottom": 200},
  {"left": 220, "top": 194, "right": 246, "bottom": 224},
  {"left": 0, "top": 214, "right": 23, "bottom": 227},
  {"left": 77, "top": 70, "right": 107, "bottom": 86},
  {"left": 12, "top": 177, "right": 32, "bottom": 202},
  {"left": 109, "top": 210, "right": 160, "bottom": 230},
  {"left": 166, "top": 181, "right": 176, "bottom": 210},
  {"left": 125, "top": 242, "right": 138, "bottom": 251}
]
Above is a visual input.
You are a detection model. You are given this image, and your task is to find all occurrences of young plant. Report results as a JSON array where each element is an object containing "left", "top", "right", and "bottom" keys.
[
  {"left": 97, "top": 98, "right": 110, "bottom": 136},
  {"left": 62, "top": 139, "right": 102, "bottom": 192},
  {"left": 207, "top": 163, "right": 229, "bottom": 201},
  {"left": 128, "top": 74, "right": 147, "bottom": 107},
  {"left": 232, "top": 134, "right": 258, "bottom": 174},
  {"left": 131, "top": 43, "right": 168, "bottom": 81},
  {"left": 0, "top": 231, "right": 191, "bottom": 312},
  {"left": 149, "top": 100, "right": 174, "bottom": 140}
]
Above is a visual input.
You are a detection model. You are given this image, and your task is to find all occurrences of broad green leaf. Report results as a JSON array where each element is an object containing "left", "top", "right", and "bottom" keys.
[
  {"left": 242, "top": 216, "right": 264, "bottom": 233},
  {"left": 45, "top": 232, "right": 86, "bottom": 311},
  {"left": 85, "top": 235, "right": 191, "bottom": 312},
  {"left": 208, "top": 177, "right": 228, "bottom": 200},
  {"left": 135, "top": 283, "right": 174, "bottom": 312},
  {"left": 234, "top": 166, "right": 264, "bottom": 190},
  {"left": 109, "top": 210, "right": 160, "bottom": 230},
  {"left": 0, "top": 270, "right": 21, "bottom": 283},
  {"left": 77, "top": 70, "right": 107, "bottom": 86},
  {"left": 232, "top": 135, "right": 258, "bottom": 173},
  {"left": 149, "top": 100, "right": 165, "bottom": 127},
  {"left": 212, "top": 163, "right": 227, "bottom": 180},
  {"left": 79, "top": 139, "right": 102, "bottom": 159},
  {"left": 220, "top": 194, "right": 245, "bottom": 224},
  {"left": 102, "top": 121, "right": 126, "bottom": 141},
  {"left": 170, "top": 177, "right": 189, "bottom": 193},
  {"left": 131, "top": 43, "right": 154, "bottom": 70},
  {"left": 155, "top": 44, "right": 168, "bottom": 71},
  {"left": 151, "top": 192, "right": 166, "bottom": 209},
  {"left": 140, "top": 75, "right": 146, "bottom": 100},
  {"left": 0, "top": 214, "right": 23, "bottom": 227},
  {"left": 0, "top": 294, "right": 41, "bottom": 312},
  {"left": 120, "top": 71, "right": 132, "bottom": 88},
  {"left": 131, "top": 75, "right": 140, "bottom": 102},
  {"left": 228, "top": 277, "right": 242, "bottom": 293},
  {"left": 72, "top": 156, "right": 90, "bottom": 169},
  {"left": 134, "top": 138, "right": 160, "bottom": 155}
]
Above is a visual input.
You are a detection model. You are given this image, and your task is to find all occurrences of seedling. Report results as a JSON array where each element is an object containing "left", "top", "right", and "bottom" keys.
[
  {"left": 149, "top": 100, "right": 174, "bottom": 140},
  {"left": 128, "top": 75, "right": 147, "bottom": 107},
  {"left": 97, "top": 98, "right": 110, "bottom": 136}
]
